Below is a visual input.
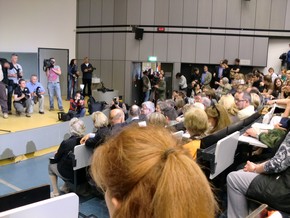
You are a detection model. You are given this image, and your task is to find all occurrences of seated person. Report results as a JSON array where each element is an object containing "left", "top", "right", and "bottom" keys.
[
  {"left": 227, "top": 132, "right": 290, "bottom": 217},
  {"left": 13, "top": 79, "right": 33, "bottom": 117},
  {"left": 90, "top": 125, "right": 218, "bottom": 217},
  {"left": 110, "top": 96, "right": 127, "bottom": 115},
  {"left": 69, "top": 91, "right": 86, "bottom": 118},
  {"left": 48, "top": 118, "right": 86, "bottom": 197},
  {"left": 205, "top": 103, "right": 231, "bottom": 134},
  {"left": 26, "top": 74, "right": 45, "bottom": 114},
  {"left": 148, "top": 112, "right": 168, "bottom": 127},
  {"left": 125, "top": 104, "right": 141, "bottom": 124},
  {"left": 80, "top": 111, "right": 110, "bottom": 149},
  {"left": 183, "top": 108, "right": 208, "bottom": 159}
]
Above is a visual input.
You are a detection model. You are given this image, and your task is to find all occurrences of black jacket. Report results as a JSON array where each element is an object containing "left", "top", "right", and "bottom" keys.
[{"left": 85, "top": 126, "right": 110, "bottom": 149}]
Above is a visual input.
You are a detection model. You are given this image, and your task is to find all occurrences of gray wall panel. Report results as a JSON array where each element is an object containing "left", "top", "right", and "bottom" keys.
[
  {"left": 112, "top": 61, "right": 125, "bottom": 97},
  {"left": 183, "top": 0, "right": 198, "bottom": 26},
  {"left": 100, "top": 60, "right": 113, "bottom": 88},
  {"left": 89, "top": 34, "right": 101, "bottom": 59},
  {"left": 77, "top": 0, "right": 90, "bottom": 26},
  {"left": 101, "top": 33, "right": 113, "bottom": 60},
  {"left": 155, "top": 0, "right": 169, "bottom": 25},
  {"left": 169, "top": 0, "right": 183, "bottom": 26},
  {"left": 241, "top": 0, "right": 256, "bottom": 29},
  {"left": 153, "top": 34, "right": 168, "bottom": 62},
  {"left": 210, "top": 36, "right": 225, "bottom": 64},
  {"left": 285, "top": 0, "right": 290, "bottom": 30},
  {"left": 252, "top": 37, "right": 268, "bottom": 67},
  {"left": 90, "top": 0, "right": 102, "bottom": 25},
  {"left": 114, "top": 0, "right": 127, "bottom": 25},
  {"left": 212, "top": 0, "right": 227, "bottom": 27},
  {"left": 196, "top": 35, "right": 210, "bottom": 63},
  {"left": 139, "top": 33, "right": 154, "bottom": 61},
  {"left": 255, "top": 0, "right": 271, "bottom": 29},
  {"left": 126, "top": 33, "right": 140, "bottom": 61},
  {"left": 167, "top": 34, "right": 182, "bottom": 62},
  {"left": 226, "top": 0, "right": 241, "bottom": 28},
  {"left": 270, "top": 0, "right": 287, "bottom": 30},
  {"left": 76, "top": 34, "right": 90, "bottom": 60},
  {"left": 90, "top": 60, "right": 101, "bottom": 78},
  {"left": 102, "top": 0, "right": 114, "bottom": 25},
  {"left": 140, "top": 0, "right": 155, "bottom": 25},
  {"left": 113, "top": 33, "right": 126, "bottom": 60},
  {"left": 197, "top": 0, "right": 212, "bottom": 27},
  {"left": 224, "top": 36, "right": 240, "bottom": 65},
  {"left": 239, "top": 37, "right": 254, "bottom": 65},
  {"left": 181, "top": 35, "right": 196, "bottom": 63},
  {"left": 127, "top": 0, "right": 141, "bottom": 24}
]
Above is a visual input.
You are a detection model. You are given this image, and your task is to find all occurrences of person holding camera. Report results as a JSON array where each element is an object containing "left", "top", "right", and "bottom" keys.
[
  {"left": 7, "top": 53, "right": 23, "bottom": 115},
  {"left": 45, "top": 58, "right": 64, "bottom": 111},
  {"left": 67, "top": 59, "right": 79, "bottom": 100},
  {"left": 13, "top": 79, "right": 32, "bottom": 117},
  {"left": 26, "top": 75, "right": 45, "bottom": 114},
  {"left": 68, "top": 91, "right": 86, "bottom": 118},
  {"left": 80, "top": 57, "right": 94, "bottom": 97},
  {"left": 110, "top": 96, "right": 127, "bottom": 115}
]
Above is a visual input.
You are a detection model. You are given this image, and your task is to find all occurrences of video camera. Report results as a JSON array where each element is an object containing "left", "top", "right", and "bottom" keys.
[
  {"left": 22, "top": 87, "right": 30, "bottom": 100},
  {"left": 43, "top": 59, "right": 54, "bottom": 71}
]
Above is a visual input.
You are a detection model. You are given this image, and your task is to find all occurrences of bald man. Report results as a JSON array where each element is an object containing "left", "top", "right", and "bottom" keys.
[
  {"left": 109, "top": 108, "right": 127, "bottom": 135},
  {"left": 126, "top": 104, "right": 141, "bottom": 124}
]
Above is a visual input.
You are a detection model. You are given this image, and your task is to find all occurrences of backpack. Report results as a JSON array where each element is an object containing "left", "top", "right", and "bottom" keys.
[
  {"left": 87, "top": 96, "right": 106, "bottom": 114},
  {"left": 58, "top": 111, "right": 75, "bottom": 121}
]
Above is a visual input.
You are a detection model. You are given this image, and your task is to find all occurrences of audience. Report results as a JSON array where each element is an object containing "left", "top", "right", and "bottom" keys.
[
  {"left": 126, "top": 104, "right": 141, "bottom": 124},
  {"left": 183, "top": 108, "right": 209, "bottom": 159},
  {"left": 205, "top": 103, "right": 231, "bottom": 134},
  {"left": 148, "top": 112, "right": 168, "bottom": 127},
  {"left": 91, "top": 125, "right": 218, "bottom": 218},
  {"left": 235, "top": 91, "right": 255, "bottom": 120},
  {"left": 48, "top": 118, "right": 86, "bottom": 197},
  {"left": 109, "top": 108, "right": 127, "bottom": 135},
  {"left": 141, "top": 101, "right": 155, "bottom": 119},
  {"left": 80, "top": 111, "right": 110, "bottom": 149}
]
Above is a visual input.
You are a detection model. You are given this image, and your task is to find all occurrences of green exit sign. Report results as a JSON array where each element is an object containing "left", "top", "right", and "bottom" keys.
[{"left": 148, "top": 56, "right": 157, "bottom": 62}]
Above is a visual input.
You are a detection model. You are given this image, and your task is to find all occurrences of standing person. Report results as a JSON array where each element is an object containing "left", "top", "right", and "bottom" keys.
[
  {"left": 81, "top": 57, "right": 94, "bottom": 97},
  {"left": 154, "top": 71, "right": 166, "bottom": 101},
  {"left": 7, "top": 53, "right": 23, "bottom": 115},
  {"left": 13, "top": 79, "right": 32, "bottom": 117},
  {"left": 176, "top": 72, "right": 187, "bottom": 92},
  {"left": 0, "top": 61, "right": 9, "bottom": 118},
  {"left": 287, "top": 44, "right": 290, "bottom": 70},
  {"left": 201, "top": 65, "right": 212, "bottom": 90},
  {"left": 26, "top": 74, "right": 45, "bottom": 114},
  {"left": 230, "top": 58, "right": 241, "bottom": 79},
  {"left": 142, "top": 70, "right": 151, "bottom": 102},
  {"left": 46, "top": 58, "right": 64, "bottom": 111},
  {"left": 67, "top": 59, "right": 79, "bottom": 100}
]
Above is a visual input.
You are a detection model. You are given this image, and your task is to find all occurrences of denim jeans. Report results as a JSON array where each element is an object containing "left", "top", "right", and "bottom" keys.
[
  {"left": 67, "top": 77, "right": 77, "bottom": 100},
  {"left": 47, "top": 82, "right": 63, "bottom": 109}
]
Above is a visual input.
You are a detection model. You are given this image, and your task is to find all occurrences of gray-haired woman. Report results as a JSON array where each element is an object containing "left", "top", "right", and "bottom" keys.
[{"left": 48, "top": 118, "right": 86, "bottom": 197}]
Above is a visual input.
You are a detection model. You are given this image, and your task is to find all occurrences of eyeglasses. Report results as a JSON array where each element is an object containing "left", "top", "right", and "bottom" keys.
[{"left": 235, "top": 98, "right": 246, "bottom": 103}]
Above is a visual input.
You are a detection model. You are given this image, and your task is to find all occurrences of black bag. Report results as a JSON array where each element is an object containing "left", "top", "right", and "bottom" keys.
[
  {"left": 58, "top": 111, "right": 75, "bottom": 121},
  {"left": 87, "top": 96, "right": 106, "bottom": 114}
]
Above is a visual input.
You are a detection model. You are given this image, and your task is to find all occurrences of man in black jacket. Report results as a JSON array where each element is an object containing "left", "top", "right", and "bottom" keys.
[
  {"left": 80, "top": 57, "right": 94, "bottom": 97},
  {"left": 0, "top": 58, "right": 9, "bottom": 118}
]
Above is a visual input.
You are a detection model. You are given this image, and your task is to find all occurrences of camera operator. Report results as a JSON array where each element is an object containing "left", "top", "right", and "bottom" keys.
[
  {"left": 81, "top": 57, "right": 94, "bottom": 97},
  {"left": 68, "top": 91, "right": 86, "bottom": 118},
  {"left": 0, "top": 59, "right": 9, "bottom": 119},
  {"left": 110, "top": 96, "right": 127, "bottom": 115},
  {"left": 13, "top": 79, "right": 32, "bottom": 117},
  {"left": 7, "top": 53, "right": 23, "bottom": 114},
  {"left": 26, "top": 75, "right": 45, "bottom": 114},
  {"left": 45, "top": 58, "right": 64, "bottom": 111}
]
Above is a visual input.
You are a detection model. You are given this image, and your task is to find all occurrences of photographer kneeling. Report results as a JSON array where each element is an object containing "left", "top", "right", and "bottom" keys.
[
  {"left": 26, "top": 75, "right": 45, "bottom": 114},
  {"left": 69, "top": 91, "right": 86, "bottom": 118},
  {"left": 13, "top": 79, "right": 32, "bottom": 117}
]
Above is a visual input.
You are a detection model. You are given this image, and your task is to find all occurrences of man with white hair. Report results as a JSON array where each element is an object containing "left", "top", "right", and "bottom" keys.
[
  {"left": 126, "top": 104, "right": 141, "bottom": 124},
  {"left": 141, "top": 101, "right": 155, "bottom": 118}
]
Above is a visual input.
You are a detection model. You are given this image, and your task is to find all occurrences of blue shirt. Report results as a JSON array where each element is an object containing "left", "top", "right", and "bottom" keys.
[{"left": 26, "top": 81, "right": 45, "bottom": 94}]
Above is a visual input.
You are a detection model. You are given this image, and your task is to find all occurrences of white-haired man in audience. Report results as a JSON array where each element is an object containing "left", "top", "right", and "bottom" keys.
[
  {"left": 235, "top": 91, "right": 255, "bottom": 120},
  {"left": 109, "top": 108, "right": 127, "bottom": 135},
  {"left": 140, "top": 101, "right": 155, "bottom": 120}
]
